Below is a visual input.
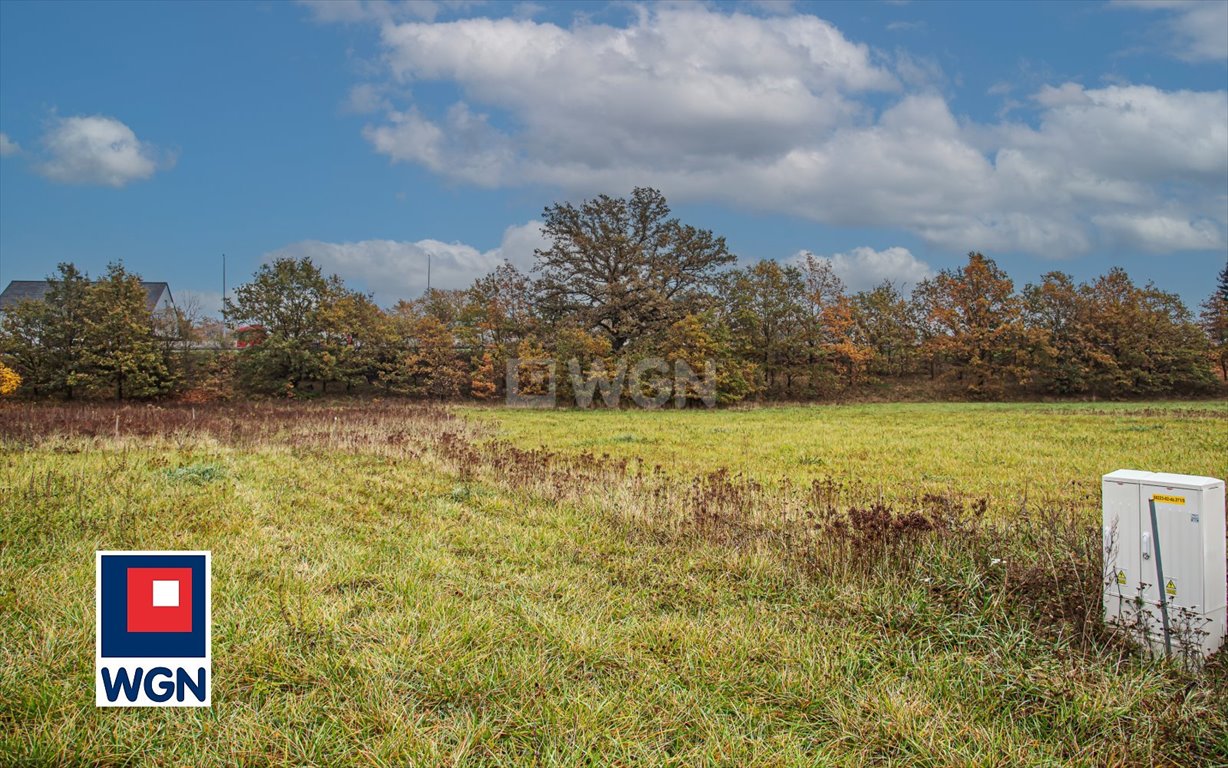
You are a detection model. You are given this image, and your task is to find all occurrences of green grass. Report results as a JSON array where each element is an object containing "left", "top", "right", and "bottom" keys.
[
  {"left": 467, "top": 401, "right": 1228, "bottom": 515},
  {"left": 1, "top": 402, "right": 1225, "bottom": 766}
]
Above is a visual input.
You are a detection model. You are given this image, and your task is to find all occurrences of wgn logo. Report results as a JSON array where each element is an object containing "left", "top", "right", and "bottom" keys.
[{"left": 96, "top": 551, "right": 211, "bottom": 707}]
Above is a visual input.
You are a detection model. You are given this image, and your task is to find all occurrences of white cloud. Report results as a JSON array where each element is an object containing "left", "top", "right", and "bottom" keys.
[
  {"left": 1092, "top": 213, "right": 1224, "bottom": 252},
  {"left": 372, "top": 7, "right": 896, "bottom": 178},
  {"left": 264, "top": 220, "right": 546, "bottom": 305},
  {"left": 791, "top": 246, "right": 934, "bottom": 292},
  {"left": 364, "top": 103, "right": 512, "bottom": 186},
  {"left": 0, "top": 133, "right": 19, "bottom": 157},
  {"left": 331, "top": 5, "right": 1226, "bottom": 257},
  {"left": 1015, "top": 84, "right": 1227, "bottom": 185},
  {"left": 1115, "top": 0, "right": 1228, "bottom": 62},
  {"left": 36, "top": 115, "right": 170, "bottom": 187},
  {"left": 364, "top": 107, "right": 444, "bottom": 167},
  {"left": 493, "top": 220, "right": 550, "bottom": 268}
]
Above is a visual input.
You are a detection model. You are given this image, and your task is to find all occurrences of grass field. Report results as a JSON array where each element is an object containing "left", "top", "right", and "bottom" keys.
[
  {"left": 1, "top": 401, "right": 1226, "bottom": 766},
  {"left": 469, "top": 401, "right": 1228, "bottom": 515}
]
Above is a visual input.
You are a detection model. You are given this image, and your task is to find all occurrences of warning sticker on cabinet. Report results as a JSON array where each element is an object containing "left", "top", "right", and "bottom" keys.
[
  {"left": 1116, "top": 569, "right": 1128, "bottom": 585},
  {"left": 1152, "top": 494, "right": 1185, "bottom": 505},
  {"left": 1164, "top": 578, "right": 1178, "bottom": 598}
]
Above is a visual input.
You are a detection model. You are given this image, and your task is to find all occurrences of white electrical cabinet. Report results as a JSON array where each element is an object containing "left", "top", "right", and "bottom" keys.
[{"left": 1102, "top": 470, "right": 1226, "bottom": 659}]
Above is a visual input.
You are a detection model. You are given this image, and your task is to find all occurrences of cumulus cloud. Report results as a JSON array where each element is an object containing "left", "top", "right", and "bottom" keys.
[
  {"left": 0, "top": 133, "right": 19, "bottom": 157},
  {"left": 372, "top": 7, "right": 896, "bottom": 178},
  {"left": 334, "top": 5, "right": 1226, "bottom": 257},
  {"left": 37, "top": 115, "right": 170, "bottom": 187},
  {"left": 1092, "top": 213, "right": 1224, "bottom": 252},
  {"left": 264, "top": 221, "right": 546, "bottom": 305},
  {"left": 1015, "top": 84, "right": 1227, "bottom": 186},
  {"left": 364, "top": 103, "right": 513, "bottom": 186},
  {"left": 1116, "top": 0, "right": 1228, "bottom": 62},
  {"left": 791, "top": 246, "right": 934, "bottom": 292}
]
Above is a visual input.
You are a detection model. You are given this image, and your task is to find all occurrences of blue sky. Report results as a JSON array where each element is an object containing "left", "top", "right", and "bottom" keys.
[{"left": 1, "top": 0, "right": 1225, "bottom": 313}]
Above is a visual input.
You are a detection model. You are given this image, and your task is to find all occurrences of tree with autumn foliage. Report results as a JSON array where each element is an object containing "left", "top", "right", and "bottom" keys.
[
  {"left": 470, "top": 351, "right": 497, "bottom": 399},
  {"left": 508, "top": 335, "right": 554, "bottom": 400},
  {"left": 822, "top": 294, "right": 876, "bottom": 388},
  {"left": 914, "top": 252, "right": 1030, "bottom": 396},
  {"left": 798, "top": 254, "right": 849, "bottom": 395},
  {"left": 383, "top": 312, "right": 467, "bottom": 399},
  {"left": 1078, "top": 268, "right": 1214, "bottom": 397},
  {"left": 317, "top": 289, "right": 397, "bottom": 393},
  {"left": 0, "top": 361, "right": 20, "bottom": 396},
  {"left": 535, "top": 187, "right": 734, "bottom": 352},
  {"left": 660, "top": 312, "right": 755, "bottom": 406},
  {"left": 461, "top": 263, "right": 538, "bottom": 398},
  {"left": 554, "top": 325, "right": 614, "bottom": 407}
]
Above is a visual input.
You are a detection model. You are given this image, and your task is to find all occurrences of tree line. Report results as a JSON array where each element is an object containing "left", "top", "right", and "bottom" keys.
[
  {"left": 0, "top": 263, "right": 181, "bottom": 399},
  {"left": 2, "top": 188, "right": 1226, "bottom": 403}
]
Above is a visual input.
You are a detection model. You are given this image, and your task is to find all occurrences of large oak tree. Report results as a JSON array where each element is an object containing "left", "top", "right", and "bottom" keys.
[{"left": 534, "top": 187, "right": 735, "bottom": 352}]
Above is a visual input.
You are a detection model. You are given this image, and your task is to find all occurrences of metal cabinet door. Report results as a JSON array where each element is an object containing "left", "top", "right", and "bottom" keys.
[
  {"left": 1138, "top": 485, "right": 1204, "bottom": 612},
  {"left": 1102, "top": 478, "right": 1141, "bottom": 600}
]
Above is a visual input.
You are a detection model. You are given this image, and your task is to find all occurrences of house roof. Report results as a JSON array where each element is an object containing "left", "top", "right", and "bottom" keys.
[{"left": 0, "top": 280, "right": 174, "bottom": 313}]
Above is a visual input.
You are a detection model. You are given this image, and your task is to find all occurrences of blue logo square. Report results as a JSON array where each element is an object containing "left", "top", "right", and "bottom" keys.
[{"left": 99, "top": 553, "right": 208, "bottom": 658}]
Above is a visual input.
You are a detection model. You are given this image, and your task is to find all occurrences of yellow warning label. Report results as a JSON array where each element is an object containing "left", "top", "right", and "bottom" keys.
[
  {"left": 1116, "top": 569, "right": 1128, "bottom": 585},
  {"left": 1152, "top": 494, "right": 1185, "bottom": 505},
  {"left": 1165, "top": 579, "right": 1177, "bottom": 597}
]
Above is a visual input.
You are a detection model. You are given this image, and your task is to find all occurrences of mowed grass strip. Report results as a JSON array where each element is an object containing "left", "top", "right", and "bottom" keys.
[
  {"left": 0, "top": 404, "right": 1224, "bottom": 765},
  {"left": 469, "top": 401, "right": 1228, "bottom": 514}
]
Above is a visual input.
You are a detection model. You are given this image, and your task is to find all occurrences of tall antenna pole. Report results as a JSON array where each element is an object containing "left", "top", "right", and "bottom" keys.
[
  {"left": 427, "top": 253, "right": 431, "bottom": 294},
  {"left": 222, "top": 253, "right": 227, "bottom": 336}
]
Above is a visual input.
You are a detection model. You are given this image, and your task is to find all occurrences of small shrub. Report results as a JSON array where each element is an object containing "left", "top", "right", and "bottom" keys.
[{"left": 0, "top": 361, "right": 20, "bottom": 397}]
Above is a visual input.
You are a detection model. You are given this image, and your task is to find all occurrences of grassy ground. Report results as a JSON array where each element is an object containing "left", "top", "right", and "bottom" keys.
[
  {"left": 468, "top": 401, "right": 1228, "bottom": 515},
  {"left": 1, "top": 401, "right": 1225, "bottom": 766}
]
